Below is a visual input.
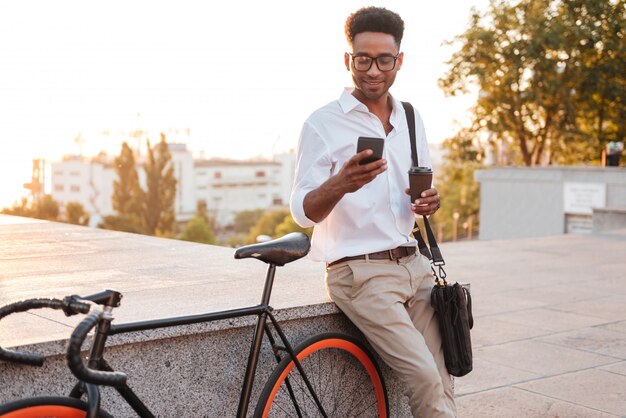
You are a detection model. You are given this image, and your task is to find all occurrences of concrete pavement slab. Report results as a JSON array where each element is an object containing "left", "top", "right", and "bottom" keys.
[
  {"left": 471, "top": 317, "right": 551, "bottom": 348},
  {"left": 453, "top": 358, "right": 541, "bottom": 396},
  {"left": 515, "top": 369, "right": 626, "bottom": 416},
  {"left": 456, "top": 387, "right": 619, "bottom": 418},
  {"left": 600, "top": 361, "right": 626, "bottom": 376},
  {"left": 474, "top": 339, "right": 616, "bottom": 376},
  {"left": 538, "top": 327, "right": 626, "bottom": 360},
  {"left": 491, "top": 307, "right": 611, "bottom": 332},
  {"left": 470, "top": 291, "right": 546, "bottom": 318},
  {"left": 551, "top": 297, "right": 626, "bottom": 322},
  {"left": 600, "top": 320, "right": 626, "bottom": 335}
]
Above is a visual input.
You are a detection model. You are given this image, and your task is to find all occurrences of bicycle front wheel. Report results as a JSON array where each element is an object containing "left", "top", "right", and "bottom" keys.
[
  {"left": 255, "top": 332, "right": 388, "bottom": 418},
  {"left": 0, "top": 396, "right": 113, "bottom": 418}
]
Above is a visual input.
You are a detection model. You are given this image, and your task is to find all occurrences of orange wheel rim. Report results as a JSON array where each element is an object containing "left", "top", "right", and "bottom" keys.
[
  {"left": 262, "top": 338, "right": 387, "bottom": 418},
  {"left": 1, "top": 405, "right": 86, "bottom": 418}
]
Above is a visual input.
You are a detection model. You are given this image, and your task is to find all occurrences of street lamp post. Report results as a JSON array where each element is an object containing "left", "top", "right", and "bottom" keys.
[{"left": 452, "top": 212, "right": 460, "bottom": 242}]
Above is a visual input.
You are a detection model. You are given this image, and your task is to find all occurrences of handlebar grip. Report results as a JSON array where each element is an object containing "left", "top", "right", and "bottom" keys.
[
  {"left": 67, "top": 309, "right": 128, "bottom": 387},
  {"left": 0, "top": 347, "right": 44, "bottom": 366},
  {"left": 0, "top": 297, "right": 97, "bottom": 368},
  {"left": 0, "top": 298, "right": 66, "bottom": 367},
  {"left": 0, "top": 298, "right": 64, "bottom": 320}
]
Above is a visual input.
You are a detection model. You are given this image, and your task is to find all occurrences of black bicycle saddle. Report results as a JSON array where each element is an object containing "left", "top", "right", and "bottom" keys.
[{"left": 234, "top": 232, "right": 311, "bottom": 266}]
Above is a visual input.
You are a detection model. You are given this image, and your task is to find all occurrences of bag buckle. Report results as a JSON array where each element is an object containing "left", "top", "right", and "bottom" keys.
[{"left": 431, "top": 265, "right": 448, "bottom": 287}]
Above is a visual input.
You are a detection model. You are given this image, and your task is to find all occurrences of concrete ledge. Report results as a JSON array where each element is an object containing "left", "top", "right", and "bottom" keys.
[
  {"left": 1, "top": 309, "right": 412, "bottom": 417},
  {"left": 0, "top": 215, "right": 412, "bottom": 416}
]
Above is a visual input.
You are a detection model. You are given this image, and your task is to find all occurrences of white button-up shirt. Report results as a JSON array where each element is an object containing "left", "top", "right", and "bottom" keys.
[{"left": 290, "top": 88, "right": 432, "bottom": 263}]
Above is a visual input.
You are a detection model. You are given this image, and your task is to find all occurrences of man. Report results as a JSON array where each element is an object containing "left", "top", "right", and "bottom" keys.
[{"left": 290, "top": 6, "right": 456, "bottom": 417}]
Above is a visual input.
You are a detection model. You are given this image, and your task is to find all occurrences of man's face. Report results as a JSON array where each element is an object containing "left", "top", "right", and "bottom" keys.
[{"left": 345, "top": 32, "right": 403, "bottom": 103}]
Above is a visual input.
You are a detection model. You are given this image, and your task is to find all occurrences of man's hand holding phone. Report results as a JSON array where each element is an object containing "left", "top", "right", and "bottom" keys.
[{"left": 336, "top": 149, "right": 387, "bottom": 194}]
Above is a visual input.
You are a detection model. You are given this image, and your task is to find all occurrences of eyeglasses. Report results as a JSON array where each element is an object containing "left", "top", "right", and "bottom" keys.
[{"left": 349, "top": 53, "right": 399, "bottom": 72}]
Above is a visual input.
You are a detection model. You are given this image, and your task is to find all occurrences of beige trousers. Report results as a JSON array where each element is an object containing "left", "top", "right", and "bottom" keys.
[{"left": 326, "top": 253, "right": 456, "bottom": 418}]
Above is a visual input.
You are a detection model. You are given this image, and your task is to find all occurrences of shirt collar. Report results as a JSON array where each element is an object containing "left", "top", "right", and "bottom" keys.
[
  {"left": 339, "top": 87, "right": 401, "bottom": 112},
  {"left": 339, "top": 88, "right": 363, "bottom": 114},
  {"left": 339, "top": 87, "right": 405, "bottom": 132}
]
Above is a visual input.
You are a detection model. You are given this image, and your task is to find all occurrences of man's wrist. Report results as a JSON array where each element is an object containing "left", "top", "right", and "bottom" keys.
[{"left": 322, "top": 175, "right": 348, "bottom": 200}]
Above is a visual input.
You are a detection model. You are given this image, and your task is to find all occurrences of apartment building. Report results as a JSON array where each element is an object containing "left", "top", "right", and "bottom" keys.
[{"left": 51, "top": 143, "right": 294, "bottom": 228}]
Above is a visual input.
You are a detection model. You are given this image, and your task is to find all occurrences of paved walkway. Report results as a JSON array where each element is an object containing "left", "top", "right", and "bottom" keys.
[
  {"left": 1, "top": 215, "right": 625, "bottom": 416},
  {"left": 444, "top": 228, "right": 626, "bottom": 417}
]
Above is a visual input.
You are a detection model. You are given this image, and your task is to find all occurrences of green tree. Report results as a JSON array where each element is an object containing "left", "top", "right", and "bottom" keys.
[
  {"left": 246, "top": 209, "right": 290, "bottom": 244},
  {"left": 440, "top": 0, "right": 625, "bottom": 166},
  {"left": 100, "top": 142, "right": 145, "bottom": 233},
  {"left": 180, "top": 201, "right": 217, "bottom": 244},
  {"left": 143, "top": 133, "right": 177, "bottom": 236},
  {"left": 274, "top": 215, "right": 313, "bottom": 239},
  {"left": 180, "top": 216, "right": 217, "bottom": 244},
  {"left": 33, "top": 195, "right": 60, "bottom": 221},
  {"left": 65, "top": 201, "right": 90, "bottom": 226},
  {"left": 2, "top": 194, "right": 60, "bottom": 221},
  {"left": 99, "top": 214, "right": 146, "bottom": 234},
  {"left": 112, "top": 142, "right": 143, "bottom": 217},
  {"left": 566, "top": 0, "right": 626, "bottom": 153},
  {"left": 1, "top": 195, "right": 60, "bottom": 221},
  {"left": 1, "top": 197, "right": 33, "bottom": 217},
  {"left": 434, "top": 130, "right": 484, "bottom": 241},
  {"left": 233, "top": 209, "right": 265, "bottom": 234}
]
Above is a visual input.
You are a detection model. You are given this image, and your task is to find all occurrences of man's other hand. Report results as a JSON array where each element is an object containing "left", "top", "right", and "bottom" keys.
[{"left": 405, "top": 187, "right": 440, "bottom": 216}]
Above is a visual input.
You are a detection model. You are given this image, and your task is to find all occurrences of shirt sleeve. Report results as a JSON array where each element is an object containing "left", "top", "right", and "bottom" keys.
[{"left": 289, "top": 120, "right": 332, "bottom": 228}]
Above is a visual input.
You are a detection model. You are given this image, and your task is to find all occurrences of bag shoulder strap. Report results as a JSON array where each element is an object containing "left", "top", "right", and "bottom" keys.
[
  {"left": 401, "top": 102, "right": 419, "bottom": 167},
  {"left": 402, "top": 101, "right": 445, "bottom": 266}
]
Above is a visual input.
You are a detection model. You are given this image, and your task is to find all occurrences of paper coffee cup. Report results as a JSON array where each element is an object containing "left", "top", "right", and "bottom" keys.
[{"left": 408, "top": 167, "right": 433, "bottom": 202}]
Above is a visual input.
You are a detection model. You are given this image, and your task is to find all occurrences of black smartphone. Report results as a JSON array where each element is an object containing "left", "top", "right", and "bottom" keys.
[{"left": 356, "top": 137, "right": 384, "bottom": 165}]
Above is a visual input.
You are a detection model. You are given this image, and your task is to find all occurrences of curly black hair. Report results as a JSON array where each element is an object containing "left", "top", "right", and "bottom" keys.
[{"left": 344, "top": 7, "right": 405, "bottom": 48}]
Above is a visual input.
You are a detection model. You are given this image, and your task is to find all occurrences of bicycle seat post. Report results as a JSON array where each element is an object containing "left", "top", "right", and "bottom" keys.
[{"left": 259, "top": 264, "right": 277, "bottom": 307}]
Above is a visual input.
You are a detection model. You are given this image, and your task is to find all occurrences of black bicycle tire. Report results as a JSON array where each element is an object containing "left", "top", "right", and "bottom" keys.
[
  {"left": 254, "top": 332, "right": 389, "bottom": 418},
  {"left": 0, "top": 396, "right": 113, "bottom": 418}
]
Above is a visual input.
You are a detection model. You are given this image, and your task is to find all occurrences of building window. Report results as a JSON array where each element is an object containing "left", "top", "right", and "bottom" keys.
[
  {"left": 273, "top": 197, "right": 283, "bottom": 205},
  {"left": 70, "top": 171, "right": 80, "bottom": 176},
  {"left": 53, "top": 170, "right": 64, "bottom": 176},
  {"left": 70, "top": 185, "right": 80, "bottom": 193},
  {"left": 54, "top": 184, "right": 64, "bottom": 192},
  {"left": 255, "top": 171, "right": 266, "bottom": 178},
  {"left": 197, "top": 171, "right": 206, "bottom": 176},
  {"left": 214, "top": 171, "right": 222, "bottom": 179}
]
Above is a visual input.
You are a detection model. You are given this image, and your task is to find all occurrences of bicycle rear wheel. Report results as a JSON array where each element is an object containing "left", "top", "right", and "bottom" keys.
[
  {"left": 0, "top": 396, "right": 113, "bottom": 418},
  {"left": 255, "top": 332, "right": 388, "bottom": 418}
]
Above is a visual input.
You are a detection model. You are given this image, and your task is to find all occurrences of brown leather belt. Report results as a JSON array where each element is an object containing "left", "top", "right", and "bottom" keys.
[{"left": 327, "top": 246, "right": 417, "bottom": 267}]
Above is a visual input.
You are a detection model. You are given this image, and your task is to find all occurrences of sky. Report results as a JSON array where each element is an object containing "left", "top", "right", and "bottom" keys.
[{"left": 0, "top": 0, "right": 488, "bottom": 208}]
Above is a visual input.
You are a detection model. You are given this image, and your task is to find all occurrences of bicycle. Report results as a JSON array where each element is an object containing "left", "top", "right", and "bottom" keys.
[{"left": 0, "top": 232, "right": 389, "bottom": 418}]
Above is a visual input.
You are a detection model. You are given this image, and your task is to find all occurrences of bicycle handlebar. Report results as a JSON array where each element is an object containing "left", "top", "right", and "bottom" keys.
[
  {"left": 66, "top": 307, "right": 128, "bottom": 387},
  {"left": 0, "top": 297, "right": 91, "bottom": 366}
]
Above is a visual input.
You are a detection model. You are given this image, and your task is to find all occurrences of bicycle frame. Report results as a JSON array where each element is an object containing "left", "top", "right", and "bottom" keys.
[{"left": 70, "top": 263, "right": 328, "bottom": 418}]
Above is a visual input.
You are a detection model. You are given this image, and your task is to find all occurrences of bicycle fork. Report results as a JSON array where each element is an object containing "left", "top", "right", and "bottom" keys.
[{"left": 69, "top": 306, "right": 155, "bottom": 418}]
